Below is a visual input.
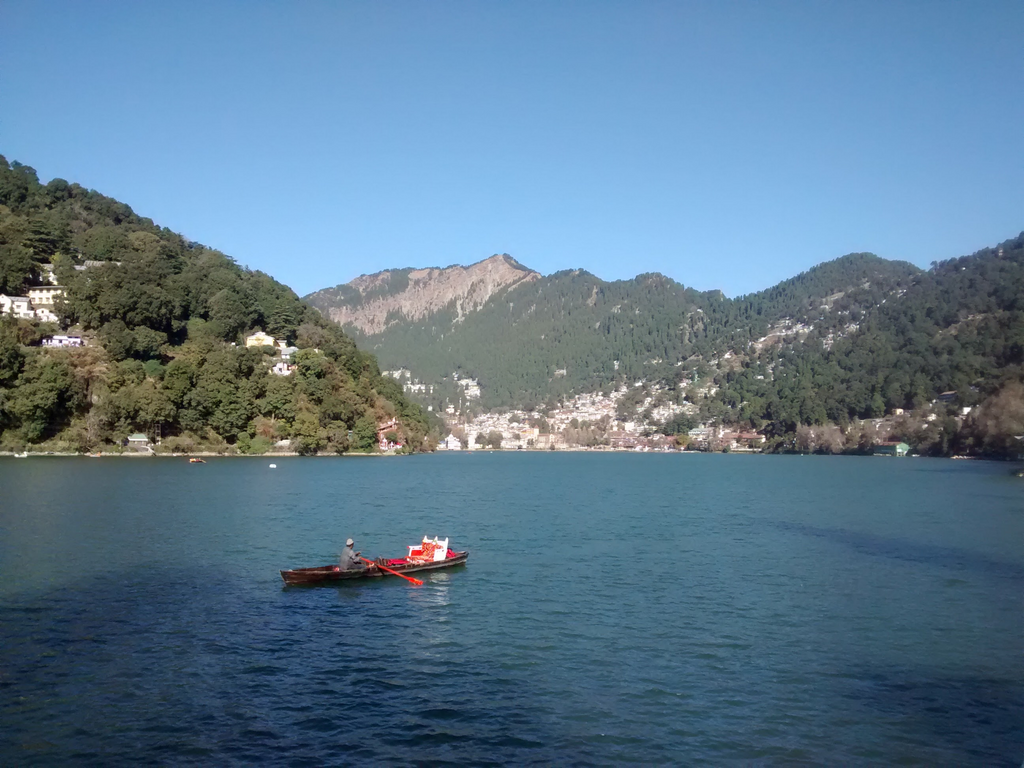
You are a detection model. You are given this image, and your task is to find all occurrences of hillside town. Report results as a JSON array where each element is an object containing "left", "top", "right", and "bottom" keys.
[
  {"left": 435, "top": 385, "right": 767, "bottom": 452},
  {"left": 379, "top": 369, "right": 758, "bottom": 452},
  {"left": 380, "top": 369, "right": 986, "bottom": 457}
]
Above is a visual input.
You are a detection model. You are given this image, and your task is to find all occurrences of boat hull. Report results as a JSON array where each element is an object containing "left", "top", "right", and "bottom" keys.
[{"left": 281, "top": 551, "right": 469, "bottom": 585}]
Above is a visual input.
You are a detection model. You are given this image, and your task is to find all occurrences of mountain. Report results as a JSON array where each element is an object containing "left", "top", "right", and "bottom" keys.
[
  {"left": 305, "top": 252, "right": 923, "bottom": 411},
  {"left": 305, "top": 254, "right": 539, "bottom": 334},
  {"left": 305, "top": 234, "right": 1024, "bottom": 457},
  {"left": 0, "top": 155, "right": 431, "bottom": 454},
  {"left": 718, "top": 233, "right": 1024, "bottom": 436}
]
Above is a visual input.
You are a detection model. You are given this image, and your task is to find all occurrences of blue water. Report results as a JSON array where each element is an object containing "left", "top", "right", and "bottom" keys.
[{"left": 1, "top": 454, "right": 1022, "bottom": 765}]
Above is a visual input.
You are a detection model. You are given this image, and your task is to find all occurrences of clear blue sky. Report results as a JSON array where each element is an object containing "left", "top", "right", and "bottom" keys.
[{"left": 2, "top": 1, "right": 1022, "bottom": 297}]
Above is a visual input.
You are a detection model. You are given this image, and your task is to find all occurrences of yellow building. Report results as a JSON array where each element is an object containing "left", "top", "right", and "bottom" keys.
[
  {"left": 245, "top": 330, "right": 277, "bottom": 348},
  {"left": 28, "top": 286, "right": 65, "bottom": 306}
]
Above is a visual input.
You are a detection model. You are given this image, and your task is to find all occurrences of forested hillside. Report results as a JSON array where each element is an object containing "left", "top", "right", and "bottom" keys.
[
  {"left": 315, "top": 252, "right": 921, "bottom": 411},
  {"left": 345, "top": 270, "right": 708, "bottom": 409},
  {"left": 0, "top": 155, "right": 431, "bottom": 454},
  {"left": 709, "top": 233, "right": 1024, "bottom": 449},
  {"left": 307, "top": 234, "right": 1023, "bottom": 458}
]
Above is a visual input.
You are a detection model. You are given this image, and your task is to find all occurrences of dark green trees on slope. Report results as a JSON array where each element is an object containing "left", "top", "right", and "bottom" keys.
[
  {"left": 324, "top": 253, "right": 922, "bottom": 412},
  {"left": 307, "top": 232, "right": 1022, "bottom": 454},
  {"left": 346, "top": 269, "right": 713, "bottom": 409},
  {"left": 0, "top": 155, "right": 431, "bottom": 453},
  {"left": 709, "top": 233, "right": 1024, "bottom": 435}
]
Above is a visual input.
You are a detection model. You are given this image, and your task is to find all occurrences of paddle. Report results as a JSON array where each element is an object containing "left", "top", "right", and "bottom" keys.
[{"left": 361, "top": 557, "right": 423, "bottom": 586}]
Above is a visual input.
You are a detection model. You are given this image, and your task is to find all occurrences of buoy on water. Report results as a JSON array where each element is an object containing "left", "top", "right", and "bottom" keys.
[{"left": 269, "top": 463, "right": 277, "bottom": 469}]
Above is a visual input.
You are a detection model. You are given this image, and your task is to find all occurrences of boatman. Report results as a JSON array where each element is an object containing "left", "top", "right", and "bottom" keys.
[{"left": 339, "top": 538, "right": 366, "bottom": 571}]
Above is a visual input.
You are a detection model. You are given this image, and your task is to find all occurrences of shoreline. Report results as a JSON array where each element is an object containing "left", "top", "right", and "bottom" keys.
[
  {"left": 0, "top": 449, "right": 1014, "bottom": 462},
  {"left": 0, "top": 450, "right": 401, "bottom": 458}
]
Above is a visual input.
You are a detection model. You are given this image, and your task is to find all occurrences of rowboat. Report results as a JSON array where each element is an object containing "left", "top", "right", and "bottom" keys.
[{"left": 281, "top": 549, "right": 469, "bottom": 586}]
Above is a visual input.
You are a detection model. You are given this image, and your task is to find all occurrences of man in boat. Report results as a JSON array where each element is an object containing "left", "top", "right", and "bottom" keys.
[{"left": 339, "top": 538, "right": 366, "bottom": 571}]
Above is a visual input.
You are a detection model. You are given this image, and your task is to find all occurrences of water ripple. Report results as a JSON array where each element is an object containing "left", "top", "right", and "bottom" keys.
[{"left": 1, "top": 454, "right": 1022, "bottom": 764}]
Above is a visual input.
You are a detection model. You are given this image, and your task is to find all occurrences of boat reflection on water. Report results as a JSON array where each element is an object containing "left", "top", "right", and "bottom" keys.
[
  {"left": 412, "top": 571, "right": 453, "bottom": 604},
  {"left": 407, "top": 572, "right": 455, "bottom": 659}
]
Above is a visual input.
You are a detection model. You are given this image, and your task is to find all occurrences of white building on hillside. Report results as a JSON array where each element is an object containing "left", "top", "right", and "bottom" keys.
[
  {"left": 442, "top": 434, "right": 462, "bottom": 451},
  {"left": 0, "top": 294, "right": 35, "bottom": 319},
  {"left": 42, "top": 335, "right": 84, "bottom": 348},
  {"left": 458, "top": 377, "right": 481, "bottom": 400},
  {"left": 0, "top": 289, "right": 65, "bottom": 324}
]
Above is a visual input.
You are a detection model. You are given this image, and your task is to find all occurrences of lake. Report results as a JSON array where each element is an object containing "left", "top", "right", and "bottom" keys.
[{"left": 1, "top": 453, "right": 1022, "bottom": 765}]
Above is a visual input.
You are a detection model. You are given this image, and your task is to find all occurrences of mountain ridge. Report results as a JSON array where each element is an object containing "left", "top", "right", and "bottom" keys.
[
  {"left": 304, "top": 248, "right": 930, "bottom": 411},
  {"left": 305, "top": 253, "right": 539, "bottom": 335},
  {"left": 306, "top": 251, "right": 925, "bottom": 339}
]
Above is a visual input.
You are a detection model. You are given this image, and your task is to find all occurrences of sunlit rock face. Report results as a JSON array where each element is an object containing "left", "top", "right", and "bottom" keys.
[{"left": 305, "top": 254, "right": 539, "bottom": 335}]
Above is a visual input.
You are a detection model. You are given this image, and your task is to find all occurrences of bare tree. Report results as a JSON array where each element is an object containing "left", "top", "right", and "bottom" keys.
[
  {"left": 795, "top": 424, "right": 846, "bottom": 454},
  {"left": 854, "top": 420, "right": 878, "bottom": 453},
  {"left": 961, "top": 381, "right": 1024, "bottom": 457}
]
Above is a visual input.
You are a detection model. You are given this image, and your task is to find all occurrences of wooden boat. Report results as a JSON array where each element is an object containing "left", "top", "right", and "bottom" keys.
[
  {"left": 189, "top": 457, "right": 206, "bottom": 464},
  {"left": 281, "top": 549, "right": 469, "bottom": 585}
]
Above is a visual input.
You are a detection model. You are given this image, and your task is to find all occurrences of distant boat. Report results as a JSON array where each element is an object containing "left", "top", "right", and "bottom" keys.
[
  {"left": 14, "top": 451, "right": 28, "bottom": 458},
  {"left": 189, "top": 457, "right": 206, "bottom": 464}
]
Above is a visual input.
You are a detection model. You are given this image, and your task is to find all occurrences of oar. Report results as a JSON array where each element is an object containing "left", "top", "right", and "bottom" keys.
[{"left": 361, "top": 557, "right": 423, "bottom": 586}]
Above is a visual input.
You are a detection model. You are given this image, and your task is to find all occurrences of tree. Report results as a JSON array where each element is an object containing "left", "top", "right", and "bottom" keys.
[
  {"left": 266, "top": 300, "right": 304, "bottom": 342},
  {"left": 207, "top": 288, "right": 254, "bottom": 341},
  {"left": 292, "top": 399, "right": 325, "bottom": 455},
  {"left": 868, "top": 392, "right": 886, "bottom": 419},
  {"left": 257, "top": 374, "right": 297, "bottom": 422},
  {"left": 660, "top": 412, "right": 695, "bottom": 436},
  {"left": 22, "top": 216, "right": 69, "bottom": 259},
  {"left": 325, "top": 423, "right": 351, "bottom": 454},
  {"left": 961, "top": 381, "right": 1024, "bottom": 458},
  {"left": 0, "top": 157, "right": 36, "bottom": 209},
  {"left": 0, "top": 318, "right": 25, "bottom": 386},
  {"left": 352, "top": 414, "right": 378, "bottom": 452},
  {"left": 183, "top": 349, "right": 258, "bottom": 439},
  {"left": 0, "top": 237, "right": 36, "bottom": 295},
  {"left": 7, "top": 356, "right": 86, "bottom": 441},
  {"left": 134, "top": 382, "right": 176, "bottom": 428},
  {"left": 161, "top": 359, "right": 195, "bottom": 407},
  {"left": 131, "top": 327, "right": 167, "bottom": 360},
  {"left": 100, "top": 320, "right": 134, "bottom": 362}
]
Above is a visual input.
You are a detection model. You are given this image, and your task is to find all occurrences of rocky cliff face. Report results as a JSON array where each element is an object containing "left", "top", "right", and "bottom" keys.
[{"left": 305, "top": 254, "right": 539, "bottom": 335}]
